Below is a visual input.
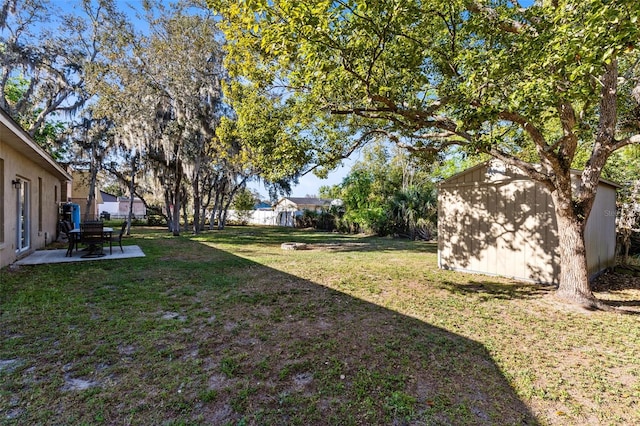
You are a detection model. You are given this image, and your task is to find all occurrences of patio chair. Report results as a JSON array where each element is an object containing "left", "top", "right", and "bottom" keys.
[
  {"left": 60, "top": 220, "right": 77, "bottom": 257},
  {"left": 109, "top": 221, "right": 128, "bottom": 254},
  {"left": 80, "top": 221, "right": 106, "bottom": 258}
]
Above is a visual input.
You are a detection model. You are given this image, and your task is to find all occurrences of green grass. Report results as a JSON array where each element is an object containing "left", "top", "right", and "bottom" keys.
[{"left": 1, "top": 226, "right": 639, "bottom": 425}]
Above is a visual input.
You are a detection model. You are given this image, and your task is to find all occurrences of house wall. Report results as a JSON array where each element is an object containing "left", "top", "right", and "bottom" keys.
[
  {"left": 97, "top": 198, "right": 147, "bottom": 219},
  {"left": 274, "top": 199, "right": 297, "bottom": 211},
  {"left": 99, "top": 201, "right": 120, "bottom": 215},
  {"left": 0, "top": 140, "right": 65, "bottom": 268},
  {"left": 273, "top": 198, "right": 332, "bottom": 227},
  {"left": 274, "top": 200, "right": 300, "bottom": 227},
  {"left": 118, "top": 199, "right": 146, "bottom": 218},
  {"left": 438, "top": 162, "right": 617, "bottom": 284},
  {"left": 70, "top": 171, "right": 103, "bottom": 220}
]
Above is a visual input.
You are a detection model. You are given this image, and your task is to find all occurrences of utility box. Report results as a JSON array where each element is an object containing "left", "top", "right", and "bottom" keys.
[{"left": 62, "top": 203, "right": 81, "bottom": 229}]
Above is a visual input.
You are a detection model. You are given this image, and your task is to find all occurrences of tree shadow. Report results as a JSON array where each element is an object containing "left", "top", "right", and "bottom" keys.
[
  {"left": 160, "top": 235, "right": 537, "bottom": 424},
  {"left": 438, "top": 278, "right": 555, "bottom": 301},
  {"left": 203, "top": 226, "right": 439, "bottom": 254},
  {"left": 592, "top": 268, "right": 640, "bottom": 313},
  {"left": 1, "top": 232, "right": 539, "bottom": 425}
]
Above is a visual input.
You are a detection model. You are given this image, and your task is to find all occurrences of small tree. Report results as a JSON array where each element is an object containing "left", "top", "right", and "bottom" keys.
[
  {"left": 390, "top": 186, "right": 437, "bottom": 240},
  {"left": 231, "top": 187, "right": 256, "bottom": 225}
]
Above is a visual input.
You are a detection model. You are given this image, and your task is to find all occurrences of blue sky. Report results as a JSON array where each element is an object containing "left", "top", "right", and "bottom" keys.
[{"left": 250, "top": 155, "right": 359, "bottom": 199}]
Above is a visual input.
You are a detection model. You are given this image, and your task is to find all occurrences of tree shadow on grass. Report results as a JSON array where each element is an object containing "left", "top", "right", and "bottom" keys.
[
  {"left": 1, "top": 233, "right": 538, "bottom": 425},
  {"left": 589, "top": 269, "right": 640, "bottom": 313},
  {"left": 437, "top": 277, "right": 555, "bottom": 302},
  {"left": 179, "top": 244, "right": 539, "bottom": 425}
]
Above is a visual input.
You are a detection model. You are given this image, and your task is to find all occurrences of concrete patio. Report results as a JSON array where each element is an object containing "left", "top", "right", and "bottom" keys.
[{"left": 14, "top": 245, "right": 145, "bottom": 265}]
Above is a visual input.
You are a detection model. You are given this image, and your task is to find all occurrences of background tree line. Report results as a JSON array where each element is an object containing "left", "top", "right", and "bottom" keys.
[
  {"left": 314, "top": 141, "right": 437, "bottom": 240},
  {"left": 0, "top": 0, "right": 318, "bottom": 235}
]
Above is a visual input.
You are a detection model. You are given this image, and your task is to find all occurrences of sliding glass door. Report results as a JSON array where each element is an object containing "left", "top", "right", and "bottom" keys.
[{"left": 16, "top": 179, "right": 30, "bottom": 253}]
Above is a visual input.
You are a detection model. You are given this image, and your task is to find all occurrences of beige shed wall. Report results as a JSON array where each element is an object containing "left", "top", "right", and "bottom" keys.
[
  {"left": 0, "top": 140, "right": 65, "bottom": 268},
  {"left": 438, "top": 163, "right": 617, "bottom": 284},
  {"left": 584, "top": 184, "right": 618, "bottom": 276}
]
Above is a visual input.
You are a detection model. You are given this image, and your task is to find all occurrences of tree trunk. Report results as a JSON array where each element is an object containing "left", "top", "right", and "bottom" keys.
[
  {"left": 170, "top": 169, "right": 183, "bottom": 236},
  {"left": 553, "top": 209, "right": 605, "bottom": 308},
  {"left": 172, "top": 194, "right": 181, "bottom": 236},
  {"left": 209, "top": 193, "right": 220, "bottom": 230},
  {"left": 166, "top": 182, "right": 182, "bottom": 236},
  {"left": 192, "top": 175, "right": 202, "bottom": 235},
  {"left": 126, "top": 153, "right": 137, "bottom": 235},
  {"left": 163, "top": 189, "right": 173, "bottom": 232},
  {"left": 85, "top": 139, "right": 100, "bottom": 222},
  {"left": 217, "top": 194, "right": 227, "bottom": 230}
]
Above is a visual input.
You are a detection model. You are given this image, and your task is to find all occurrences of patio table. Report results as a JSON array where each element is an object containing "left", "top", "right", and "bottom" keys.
[{"left": 68, "top": 227, "right": 113, "bottom": 257}]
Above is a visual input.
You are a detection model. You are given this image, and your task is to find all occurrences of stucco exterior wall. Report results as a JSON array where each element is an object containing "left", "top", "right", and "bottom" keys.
[
  {"left": 438, "top": 161, "right": 617, "bottom": 284},
  {"left": 70, "top": 171, "right": 102, "bottom": 220},
  {"left": 0, "top": 140, "right": 66, "bottom": 268}
]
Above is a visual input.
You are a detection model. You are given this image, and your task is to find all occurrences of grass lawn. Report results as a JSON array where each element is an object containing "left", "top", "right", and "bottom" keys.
[{"left": 1, "top": 226, "right": 639, "bottom": 425}]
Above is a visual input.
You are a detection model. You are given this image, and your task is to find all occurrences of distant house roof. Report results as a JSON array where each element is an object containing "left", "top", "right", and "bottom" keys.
[
  {"left": 254, "top": 201, "right": 272, "bottom": 209},
  {"left": 275, "top": 197, "right": 333, "bottom": 211},
  {"left": 285, "top": 197, "right": 332, "bottom": 206},
  {"left": 100, "top": 190, "right": 118, "bottom": 202}
]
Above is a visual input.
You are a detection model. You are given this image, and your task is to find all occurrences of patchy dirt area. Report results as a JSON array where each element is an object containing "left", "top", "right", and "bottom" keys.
[
  {"left": 593, "top": 266, "right": 640, "bottom": 292},
  {"left": 280, "top": 242, "right": 373, "bottom": 251},
  {"left": 592, "top": 266, "right": 640, "bottom": 313}
]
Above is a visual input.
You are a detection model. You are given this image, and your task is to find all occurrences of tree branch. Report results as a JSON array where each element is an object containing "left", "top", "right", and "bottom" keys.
[
  {"left": 580, "top": 60, "right": 619, "bottom": 200},
  {"left": 498, "top": 111, "right": 547, "bottom": 147},
  {"left": 465, "top": 1, "right": 532, "bottom": 35},
  {"left": 487, "top": 148, "right": 555, "bottom": 190}
]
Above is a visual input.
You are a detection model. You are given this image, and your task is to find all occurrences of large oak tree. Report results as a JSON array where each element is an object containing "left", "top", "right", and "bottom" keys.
[{"left": 210, "top": 0, "right": 640, "bottom": 307}]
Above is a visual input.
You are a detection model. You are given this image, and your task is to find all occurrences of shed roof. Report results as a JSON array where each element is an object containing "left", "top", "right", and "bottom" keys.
[
  {"left": 1, "top": 108, "right": 71, "bottom": 182},
  {"left": 440, "top": 159, "right": 621, "bottom": 189}
]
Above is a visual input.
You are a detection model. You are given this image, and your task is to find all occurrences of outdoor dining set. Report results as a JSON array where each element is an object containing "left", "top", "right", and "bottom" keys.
[{"left": 59, "top": 220, "right": 127, "bottom": 258}]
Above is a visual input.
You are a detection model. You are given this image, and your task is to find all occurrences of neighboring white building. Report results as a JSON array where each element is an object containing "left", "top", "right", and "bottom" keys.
[
  {"left": 98, "top": 190, "right": 147, "bottom": 219},
  {"left": 226, "top": 209, "right": 278, "bottom": 226},
  {"left": 221, "top": 197, "right": 338, "bottom": 227},
  {"left": 273, "top": 197, "right": 333, "bottom": 227},
  {"left": 98, "top": 191, "right": 119, "bottom": 216}
]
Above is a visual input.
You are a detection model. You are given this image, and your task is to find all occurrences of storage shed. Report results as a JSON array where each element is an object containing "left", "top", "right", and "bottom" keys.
[{"left": 438, "top": 160, "right": 618, "bottom": 284}]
